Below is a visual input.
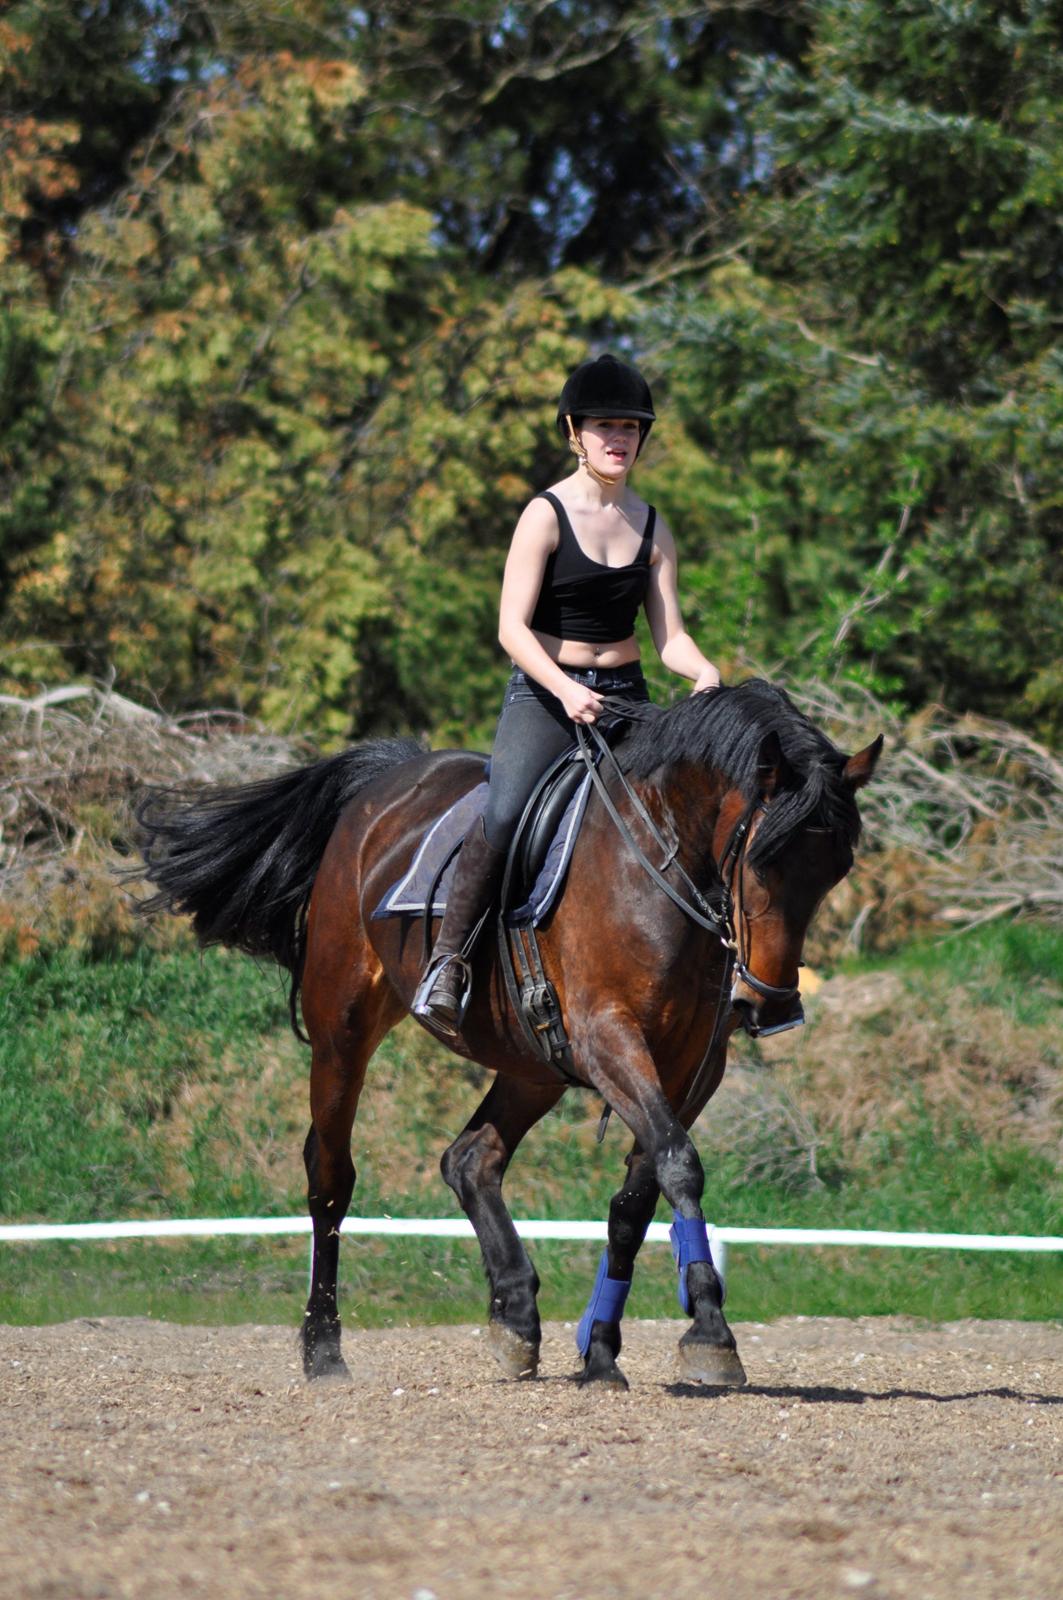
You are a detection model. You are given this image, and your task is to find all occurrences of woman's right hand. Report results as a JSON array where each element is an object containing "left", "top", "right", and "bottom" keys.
[{"left": 559, "top": 682, "right": 605, "bottom": 724}]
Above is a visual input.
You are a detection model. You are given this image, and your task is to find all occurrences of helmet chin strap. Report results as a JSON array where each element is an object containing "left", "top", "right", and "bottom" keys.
[{"left": 565, "top": 416, "right": 629, "bottom": 490}]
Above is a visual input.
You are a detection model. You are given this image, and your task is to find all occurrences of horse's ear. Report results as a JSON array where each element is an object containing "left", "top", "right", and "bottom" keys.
[
  {"left": 756, "top": 731, "right": 794, "bottom": 799},
  {"left": 842, "top": 734, "right": 884, "bottom": 790}
]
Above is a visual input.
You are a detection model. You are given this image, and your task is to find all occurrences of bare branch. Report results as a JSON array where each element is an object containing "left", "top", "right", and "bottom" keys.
[
  {"left": 794, "top": 316, "right": 882, "bottom": 368},
  {"left": 831, "top": 495, "right": 914, "bottom": 649},
  {"left": 792, "top": 679, "right": 1063, "bottom": 941}
]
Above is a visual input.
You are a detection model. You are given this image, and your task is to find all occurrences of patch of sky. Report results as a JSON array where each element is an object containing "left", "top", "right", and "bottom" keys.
[
  {"left": 130, "top": 0, "right": 229, "bottom": 86},
  {"left": 489, "top": 4, "right": 531, "bottom": 50},
  {"left": 655, "top": 8, "right": 715, "bottom": 72},
  {"left": 529, "top": 149, "right": 597, "bottom": 269}
]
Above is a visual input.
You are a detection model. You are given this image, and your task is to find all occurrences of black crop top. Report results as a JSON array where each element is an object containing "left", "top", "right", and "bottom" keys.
[{"left": 528, "top": 491, "right": 656, "bottom": 644}]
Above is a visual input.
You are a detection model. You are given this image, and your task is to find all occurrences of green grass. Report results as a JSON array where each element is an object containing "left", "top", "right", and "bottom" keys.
[
  {"left": 1, "top": 926, "right": 1061, "bottom": 1329},
  {"left": 5, "top": 1233, "right": 1060, "bottom": 1331},
  {"left": 842, "top": 917, "right": 1063, "bottom": 1023},
  {"left": 0, "top": 945, "right": 303, "bottom": 1220}
]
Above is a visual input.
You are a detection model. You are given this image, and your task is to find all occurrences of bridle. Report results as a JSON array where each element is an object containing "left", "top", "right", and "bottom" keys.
[
  {"left": 716, "top": 798, "right": 802, "bottom": 1015},
  {"left": 576, "top": 723, "right": 803, "bottom": 1025}
]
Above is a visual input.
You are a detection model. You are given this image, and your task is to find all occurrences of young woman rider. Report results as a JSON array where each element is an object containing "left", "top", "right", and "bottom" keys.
[{"left": 412, "top": 352, "right": 722, "bottom": 1037}]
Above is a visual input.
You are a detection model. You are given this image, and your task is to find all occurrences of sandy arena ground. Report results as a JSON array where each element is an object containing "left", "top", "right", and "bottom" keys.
[{"left": 1, "top": 1315, "right": 1061, "bottom": 1600}]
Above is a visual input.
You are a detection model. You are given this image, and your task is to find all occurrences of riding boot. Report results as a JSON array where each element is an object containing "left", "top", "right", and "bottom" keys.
[{"left": 412, "top": 816, "right": 507, "bottom": 1038}]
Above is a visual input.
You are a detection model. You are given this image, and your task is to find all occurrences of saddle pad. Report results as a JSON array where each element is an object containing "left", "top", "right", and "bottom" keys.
[
  {"left": 372, "top": 771, "right": 592, "bottom": 927},
  {"left": 373, "top": 781, "right": 488, "bottom": 919}
]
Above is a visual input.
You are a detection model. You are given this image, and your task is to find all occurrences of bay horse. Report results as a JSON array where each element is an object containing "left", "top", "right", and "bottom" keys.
[{"left": 138, "top": 678, "right": 880, "bottom": 1389}]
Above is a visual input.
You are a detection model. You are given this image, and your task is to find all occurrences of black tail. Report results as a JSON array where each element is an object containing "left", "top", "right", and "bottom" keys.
[{"left": 136, "top": 737, "right": 422, "bottom": 1032}]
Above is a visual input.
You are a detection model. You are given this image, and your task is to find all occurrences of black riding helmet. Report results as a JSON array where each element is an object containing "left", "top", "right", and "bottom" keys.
[{"left": 556, "top": 353, "right": 656, "bottom": 452}]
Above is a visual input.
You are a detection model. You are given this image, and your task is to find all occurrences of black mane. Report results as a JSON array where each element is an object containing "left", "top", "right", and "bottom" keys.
[{"left": 605, "top": 678, "right": 862, "bottom": 869}]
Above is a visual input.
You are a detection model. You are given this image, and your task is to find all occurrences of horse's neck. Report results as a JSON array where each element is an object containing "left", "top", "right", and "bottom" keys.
[{"left": 642, "top": 762, "right": 731, "bottom": 875}]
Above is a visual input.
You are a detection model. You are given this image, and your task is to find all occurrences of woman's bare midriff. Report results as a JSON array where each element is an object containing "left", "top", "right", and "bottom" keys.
[{"left": 534, "top": 630, "right": 641, "bottom": 670}]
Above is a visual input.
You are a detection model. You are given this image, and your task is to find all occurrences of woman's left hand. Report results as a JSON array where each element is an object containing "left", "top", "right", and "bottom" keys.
[{"left": 693, "top": 668, "right": 722, "bottom": 693}]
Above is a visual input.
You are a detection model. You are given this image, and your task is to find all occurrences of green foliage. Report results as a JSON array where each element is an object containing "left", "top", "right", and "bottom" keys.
[
  {"left": 645, "top": 2, "right": 1063, "bottom": 736},
  {"left": 854, "top": 919, "right": 1063, "bottom": 1018},
  {"left": 0, "top": 2, "right": 1060, "bottom": 741},
  {"left": 1, "top": 22, "right": 628, "bottom": 736}
]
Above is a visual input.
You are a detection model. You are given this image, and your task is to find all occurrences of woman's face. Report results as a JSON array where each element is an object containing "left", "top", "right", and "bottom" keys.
[{"left": 576, "top": 417, "right": 642, "bottom": 478}]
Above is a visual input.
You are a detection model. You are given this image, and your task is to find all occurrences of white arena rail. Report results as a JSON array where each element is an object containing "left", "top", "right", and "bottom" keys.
[{"left": 2, "top": 1216, "right": 1061, "bottom": 1285}]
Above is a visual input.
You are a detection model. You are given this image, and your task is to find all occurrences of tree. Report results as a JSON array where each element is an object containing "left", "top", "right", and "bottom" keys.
[
  {"left": 645, "top": 0, "right": 1063, "bottom": 738},
  {"left": 1, "top": 1, "right": 806, "bottom": 738},
  {"left": 2, "top": 1, "right": 1060, "bottom": 742},
  {"left": 4, "top": 43, "right": 622, "bottom": 738}
]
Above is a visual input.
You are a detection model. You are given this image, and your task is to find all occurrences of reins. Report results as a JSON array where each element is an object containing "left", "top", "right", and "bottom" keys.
[
  {"left": 575, "top": 721, "right": 735, "bottom": 1131},
  {"left": 478, "top": 713, "right": 801, "bottom": 1135},
  {"left": 574, "top": 722, "right": 732, "bottom": 941},
  {"left": 574, "top": 717, "right": 801, "bottom": 1121}
]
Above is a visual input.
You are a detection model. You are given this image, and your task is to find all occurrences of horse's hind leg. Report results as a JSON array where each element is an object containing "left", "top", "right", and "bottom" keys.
[
  {"left": 440, "top": 1074, "right": 563, "bottom": 1379},
  {"left": 578, "top": 1144, "right": 659, "bottom": 1391},
  {"left": 301, "top": 969, "right": 402, "bottom": 1381},
  {"left": 301, "top": 1038, "right": 371, "bottom": 1381}
]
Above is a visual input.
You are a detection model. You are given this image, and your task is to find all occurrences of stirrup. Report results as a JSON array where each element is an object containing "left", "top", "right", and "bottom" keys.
[{"left": 411, "top": 952, "right": 473, "bottom": 1038}]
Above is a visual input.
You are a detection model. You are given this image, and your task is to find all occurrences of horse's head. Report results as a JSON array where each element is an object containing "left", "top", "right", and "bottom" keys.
[
  {"left": 610, "top": 679, "right": 884, "bottom": 1038},
  {"left": 717, "top": 729, "right": 883, "bottom": 1038}
]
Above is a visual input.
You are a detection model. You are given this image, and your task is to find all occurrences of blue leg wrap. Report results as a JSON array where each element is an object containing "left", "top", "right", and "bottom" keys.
[
  {"left": 575, "top": 1250, "right": 632, "bottom": 1357},
  {"left": 669, "top": 1212, "right": 721, "bottom": 1314}
]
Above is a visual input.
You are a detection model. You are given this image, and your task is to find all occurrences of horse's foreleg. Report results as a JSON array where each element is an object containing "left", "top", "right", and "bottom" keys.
[
  {"left": 662, "top": 1144, "right": 746, "bottom": 1388},
  {"left": 440, "top": 1074, "right": 563, "bottom": 1379},
  {"left": 668, "top": 1059, "right": 747, "bottom": 1386},
  {"left": 579, "top": 1013, "right": 746, "bottom": 1388},
  {"left": 577, "top": 1144, "right": 659, "bottom": 1391}
]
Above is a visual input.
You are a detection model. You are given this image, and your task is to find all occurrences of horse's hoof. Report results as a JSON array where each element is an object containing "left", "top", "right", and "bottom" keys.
[
  {"left": 487, "top": 1321, "right": 539, "bottom": 1379},
  {"left": 678, "top": 1340, "right": 747, "bottom": 1387},
  {"left": 578, "top": 1361, "right": 629, "bottom": 1392},
  {"left": 303, "top": 1345, "right": 351, "bottom": 1383}
]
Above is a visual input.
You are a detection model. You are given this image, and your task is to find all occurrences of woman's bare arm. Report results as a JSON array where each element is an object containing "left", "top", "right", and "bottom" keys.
[{"left": 643, "top": 520, "right": 721, "bottom": 689}]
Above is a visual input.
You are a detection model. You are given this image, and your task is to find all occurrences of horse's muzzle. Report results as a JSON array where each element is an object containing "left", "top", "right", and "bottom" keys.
[
  {"left": 730, "top": 979, "right": 806, "bottom": 1043},
  {"left": 730, "top": 969, "right": 805, "bottom": 1038}
]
